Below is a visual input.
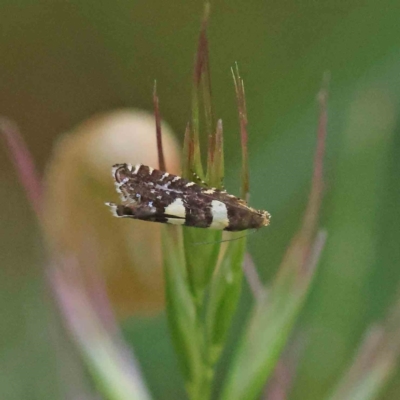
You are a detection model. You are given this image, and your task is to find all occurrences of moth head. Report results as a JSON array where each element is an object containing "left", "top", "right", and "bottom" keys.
[
  {"left": 259, "top": 210, "right": 271, "bottom": 228},
  {"left": 112, "top": 163, "right": 134, "bottom": 183},
  {"left": 226, "top": 205, "right": 271, "bottom": 231},
  {"left": 245, "top": 208, "right": 271, "bottom": 230}
]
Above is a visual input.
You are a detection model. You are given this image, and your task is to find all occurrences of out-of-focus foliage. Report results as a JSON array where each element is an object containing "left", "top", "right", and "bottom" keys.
[
  {"left": 43, "top": 110, "right": 180, "bottom": 317},
  {"left": 1, "top": 1, "right": 400, "bottom": 399}
]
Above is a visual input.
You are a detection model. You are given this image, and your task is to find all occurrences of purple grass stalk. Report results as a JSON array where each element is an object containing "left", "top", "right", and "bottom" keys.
[
  {"left": 306, "top": 229, "right": 328, "bottom": 275},
  {"left": 0, "top": 117, "right": 43, "bottom": 218},
  {"left": 264, "top": 360, "right": 292, "bottom": 400},
  {"left": 1, "top": 117, "right": 149, "bottom": 397},
  {"left": 298, "top": 76, "right": 329, "bottom": 272},
  {"left": 74, "top": 242, "right": 120, "bottom": 333},
  {"left": 242, "top": 253, "right": 265, "bottom": 301},
  {"left": 153, "top": 81, "right": 166, "bottom": 172},
  {"left": 261, "top": 77, "right": 329, "bottom": 397},
  {"left": 264, "top": 229, "right": 327, "bottom": 400},
  {"left": 300, "top": 74, "right": 329, "bottom": 255},
  {"left": 213, "top": 119, "right": 224, "bottom": 181},
  {"left": 182, "top": 122, "right": 194, "bottom": 179},
  {"left": 50, "top": 260, "right": 151, "bottom": 400},
  {"left": 199, "top": 9, "right": 214, "bottom": 141},
  {"left": 193, "top": 2, "right": 210, "bottom": 87},
  {"left": 190, "top": 2, "right": 212, "bottom": 179},
  {"left": 231, "top": 64, "right": 250, "bottom": 202},
  {"left": 328, "top": 293, "right": 400, "bottom": 400},
  {"left": 0, "top": 117, "right": 120, "bottom": 330},
  {"left": 278, "top": 75, "right": 328, "bottom": 277}
]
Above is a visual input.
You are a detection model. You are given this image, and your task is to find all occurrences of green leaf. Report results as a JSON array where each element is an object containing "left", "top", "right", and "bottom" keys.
[
  {"left": 183, "top": 228, "right": 222, "bottom": 305},
  {"left": 162, "top": 226, "right": 203, "bottom": 387},
  {"left": 220, "top": 231, "right": 326, "bottom": 400},
  {"left": 221, "top": 80, "right": 328, "bottom": 400},
  {"left": 205, "top": 233, "right": 246, "bottom": 365}
]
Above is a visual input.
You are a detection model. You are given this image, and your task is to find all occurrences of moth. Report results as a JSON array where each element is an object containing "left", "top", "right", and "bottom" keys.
[{"left": 106, "top": 163, "right": 270, "bottom": 231}]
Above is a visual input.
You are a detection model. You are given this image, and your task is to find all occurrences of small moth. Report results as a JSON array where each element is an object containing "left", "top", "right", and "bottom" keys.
[{"left": 106, "top": 163, "right": 270, "bottom": 231}]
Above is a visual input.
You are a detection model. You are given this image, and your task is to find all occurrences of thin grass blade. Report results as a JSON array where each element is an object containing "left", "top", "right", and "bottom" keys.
[
  {"left": 206, "top": 119, "right": 224, "bottom": 189},
  {"left": 232, "top": 65, "right": 249, "bottom": 201},
  {"left": 190, "top": 2, "right": 212, "bottom": 180},
  {"left": 153, "top": 81, "right": 166, "bottom": 171},
  {"left": 0, "top": 117, "right": 43, "bottom": 218},
  {"left": 205, "top": 233, "right": 247, "bottom": 365},
  {"left": 326, "top": 296, "right": 400, "bottom": 400},
  {"left": 221, "top": 80, "right": 329, "bottom": 400},
  {"left": 162, "top": 226, "right": 204, "bottom": 390},
  {"left": 50, "top": 259, "right": 152, "bottom": 400}
]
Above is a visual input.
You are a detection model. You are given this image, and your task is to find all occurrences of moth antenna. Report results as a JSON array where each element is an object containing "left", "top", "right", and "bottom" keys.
[{"left": 192, "top": 229, "right": 257, "bottom": 246}]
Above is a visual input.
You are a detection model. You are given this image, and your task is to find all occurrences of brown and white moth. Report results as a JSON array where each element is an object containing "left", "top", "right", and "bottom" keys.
[{"left": 106, "top": 163, "right": 270, "bottom": 231}]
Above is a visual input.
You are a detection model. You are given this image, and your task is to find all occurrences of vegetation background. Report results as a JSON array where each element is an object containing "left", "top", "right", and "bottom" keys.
[{"left": 0, "top": 1, "right": 399, "bottom": 399}]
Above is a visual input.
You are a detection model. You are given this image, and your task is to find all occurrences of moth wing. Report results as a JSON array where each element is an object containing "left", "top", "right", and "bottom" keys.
[
  {"left": 197, "top": 189, "right": 248, "bottom": 208},
  {"left": 163, "top": 198, "right": 186, "bottom": 218}
]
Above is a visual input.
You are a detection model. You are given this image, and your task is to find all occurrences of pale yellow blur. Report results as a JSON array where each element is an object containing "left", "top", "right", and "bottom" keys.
[{"left": 43, "top": 109, "right": 180, "bottom": 317}]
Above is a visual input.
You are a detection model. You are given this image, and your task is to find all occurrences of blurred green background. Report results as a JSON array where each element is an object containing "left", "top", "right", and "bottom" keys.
[{"left": 1, "top": 0, "right": 400, "bottom": 399}]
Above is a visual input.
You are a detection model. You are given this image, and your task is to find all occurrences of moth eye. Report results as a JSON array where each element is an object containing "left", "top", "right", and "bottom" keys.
[{"left": 112, "top": 164, "right": 132, "bottom": 183}]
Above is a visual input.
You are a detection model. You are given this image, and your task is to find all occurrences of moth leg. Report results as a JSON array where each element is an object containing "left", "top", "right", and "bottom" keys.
[
  {"left": 164, "top": 217, "right": 185, "bottom": 226},
  {"left": 105, "top": 202, "right": 156, "bottom": 219}
]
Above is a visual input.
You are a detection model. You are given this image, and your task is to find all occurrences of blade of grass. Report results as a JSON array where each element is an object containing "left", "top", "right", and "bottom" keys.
[
  {"left": 205, "top": 233, "right": 247, "bottom": 366},
  {"left": 184, "top": 2, "right": 222, "bottom": 305},
  {"left": 2, "top": 118, "right": 152, "bottom": 400},
  {"left": 183, "top": 126, "right": 224, "bottom": 305},
  {"left": 207, "top": 119, "right": 224, "bottom": 189},
  {"left": 162, "top": 226, "right": 204, "bottom": 394},
  {"left": 264, "top": 360, "right": 292, "bottom": 400},
  {"left": 183, "top": 229, "right": 222, "bottom": 306},
  {"left": 190, "top": 2, "right": 212, "bottom": 180},
  {"left": 326, "top": 296, "right": 400, "bottom": 400},
  {"left": 182, "top": 123, "right": 193, "bottom": 180},
  {"left": 50, "top": 259, "right": 152, "bottom": 400},
  {"left": 153, "top": 81, "right": 166, "bottom": 171},
  {"left": 243, "top": 252, "right": 265, "bottom": 301},
  {"left": 232, "top": 64, "right": 249, "bottom": 201},
  {"left": 199, "top": 3, "right": 214, "bottom": 145},
  {"left": 221, "top": 231, "right": 327, "bottom": 400},
  {"left": 0, "top": 117, "right": 43, "bottom": 218},
  {"left": 221, "top": 78, "right": 329, "bottom": 400}
]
